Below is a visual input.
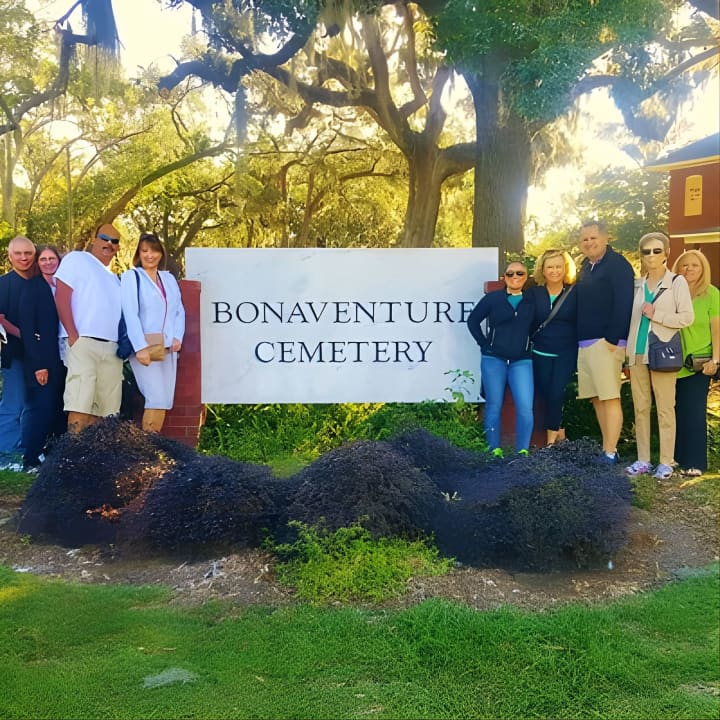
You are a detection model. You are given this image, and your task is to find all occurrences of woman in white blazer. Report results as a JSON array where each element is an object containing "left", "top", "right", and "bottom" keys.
[
  {"left": 120, "top": 233, "right": 185, "bottom": 432},
  {"left": 624, "top": 232, "right": 694, "bottom": 480}
]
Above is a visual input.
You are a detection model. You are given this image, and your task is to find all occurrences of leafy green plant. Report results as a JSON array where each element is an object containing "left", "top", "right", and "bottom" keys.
[
  {"left": 270, "top": 521, "right": 453, "bottom": 603},
  {"left": 200, "top": 400, "right": 488, "bottom": 462},
  {"left": 630, "top": 473, "right": 659, "bottom": 511}
]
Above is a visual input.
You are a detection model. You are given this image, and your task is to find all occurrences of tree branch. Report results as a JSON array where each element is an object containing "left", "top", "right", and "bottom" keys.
[{"left": 98, "top": 142, "right": 231, "bottom": 224}]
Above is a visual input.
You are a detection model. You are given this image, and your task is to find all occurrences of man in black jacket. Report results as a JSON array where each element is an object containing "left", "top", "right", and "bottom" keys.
[
  {"left": 575, "top": 220, "right": 635, "bottom": 464},
  {"left": 0, "top": 236, "right": 36, "bottom": 469}
]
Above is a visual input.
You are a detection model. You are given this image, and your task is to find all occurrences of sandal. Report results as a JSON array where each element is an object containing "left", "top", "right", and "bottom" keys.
[{"left": 681, "top": 468, "right": 703, "bottom": 477}]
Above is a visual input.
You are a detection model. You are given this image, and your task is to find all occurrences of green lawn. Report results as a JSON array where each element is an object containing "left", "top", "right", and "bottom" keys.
[{"left": 1, "top": 564, "right": 718, "bottom": 720}]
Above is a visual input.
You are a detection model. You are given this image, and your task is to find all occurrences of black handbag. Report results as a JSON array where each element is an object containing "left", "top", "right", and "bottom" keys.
[
  {"left": 116, "top": 270, "right": 141, "bottom": 360},
  {"left": 647, "top": 330, "right": 683, "bottom": 372},
  {"left": 683, "top": 354, "right": 720, "bottom": 380},
  {"left": 646, "top": 275, "right": 683, "bottom": 373}
]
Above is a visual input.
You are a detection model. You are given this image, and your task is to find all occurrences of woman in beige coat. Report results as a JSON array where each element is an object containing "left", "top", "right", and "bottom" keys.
[{"left": 625, "top": 232, "right": 694, "bottom": 480}]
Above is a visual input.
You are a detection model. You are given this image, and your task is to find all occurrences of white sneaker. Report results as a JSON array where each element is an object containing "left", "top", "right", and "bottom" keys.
[
  {"left": 624, "top": 460, "right": 653, "bottom": 476},
  {"left": 653, "top": 464, "right": 674, "bottom": 480}
]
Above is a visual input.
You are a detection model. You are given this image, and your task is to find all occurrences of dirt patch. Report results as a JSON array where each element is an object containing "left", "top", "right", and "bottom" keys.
[{"left": 1, "top": 476, "right": 717, "bottom": 611}]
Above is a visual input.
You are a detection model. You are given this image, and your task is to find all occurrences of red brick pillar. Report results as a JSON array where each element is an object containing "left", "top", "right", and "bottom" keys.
[
  {"left": 481, "top": 280, "right": 544, "bottom": 448},
  {"left": 162, "top": 280, "right": 205, "bottom": 447}
]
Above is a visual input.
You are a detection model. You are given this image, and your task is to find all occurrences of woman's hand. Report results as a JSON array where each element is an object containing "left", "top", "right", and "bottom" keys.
[
  {"left": 641, "top": 302, "right": 655, "bottom": 319},
  {"left": 34, "top": 369, "right": 48, "bottom": 386},
  {"left": 702, "top": 359, "right": 719, "bottom": 376},
  {"left": 172, "top": 338, "right": 182, "bottom": 353},
  {"left": 136, "top": 347, "right": 151, "bottom": 366}
]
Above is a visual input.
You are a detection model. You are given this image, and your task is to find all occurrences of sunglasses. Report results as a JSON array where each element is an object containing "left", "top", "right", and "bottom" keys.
[
  {"left": 641, "top": 248, "right": 664, "bottom": 255},
  {"left": 505, "top": 270, "right": 526, "bottom": 277},
  {"left": 97, "top": 233, "right": 120, "bottom": 245}
]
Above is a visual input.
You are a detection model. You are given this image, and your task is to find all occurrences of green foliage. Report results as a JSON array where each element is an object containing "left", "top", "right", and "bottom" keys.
[
  {"left": 269, "top": 521, "right": 453, "bottom": 602},
  {"left": 199, "top": 401, "right": 487, "bottom": 463},
  {"left": 200, "top": 402, "right": 378, "bottom": 462},
  {"left": 435, "top": 0, "right": 669, "bottom": 122},
  {"left": 561, "top": 379, "right": 638, "bottom": 456}
]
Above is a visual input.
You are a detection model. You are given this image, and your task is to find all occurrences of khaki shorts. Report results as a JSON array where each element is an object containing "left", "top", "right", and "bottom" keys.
[
  {"left": 64, "top": 336, "right": 123, "bottom": 416},
  {"left": 577, "top": 340, "right": 625, "bottom": 401}
]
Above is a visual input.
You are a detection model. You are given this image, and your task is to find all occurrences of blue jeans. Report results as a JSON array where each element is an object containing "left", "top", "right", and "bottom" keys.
[
  {"left": 481, "top": 355, "right": 534, "bottom": 452},
  {"left": 0, "top": 361, "right": 28, "bottom": 455}
]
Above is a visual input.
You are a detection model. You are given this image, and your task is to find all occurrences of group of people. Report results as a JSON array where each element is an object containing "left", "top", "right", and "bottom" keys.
[
  {"left": 467, "top": 220, "right": 719, "bottom": 480},
  {"left": 0, "top": 225, "right": 185, "bottom": 472}
]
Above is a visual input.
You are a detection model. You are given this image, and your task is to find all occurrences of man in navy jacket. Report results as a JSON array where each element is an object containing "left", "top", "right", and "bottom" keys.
[
  {"left": 0, "top": 237, "right": 36, "bottom": 468},
  {"left": 575, "top": 220, "right": 634, "bottom": 464}
]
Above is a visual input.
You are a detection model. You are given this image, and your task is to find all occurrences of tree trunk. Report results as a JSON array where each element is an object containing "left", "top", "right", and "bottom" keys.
[
  {"left": 0, "top": 130, "right": 22, "bottom": 229},
  {"left": 400, "top": 140, "right": 445, "bottom": 248},
  {"left": 465, "top": 70, "right": 533, "bottom": 265}
]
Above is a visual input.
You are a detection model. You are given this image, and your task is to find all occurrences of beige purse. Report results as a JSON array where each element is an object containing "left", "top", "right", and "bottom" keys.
[{"left": 144, "top": 333, "right": 166, "bottom": 362}]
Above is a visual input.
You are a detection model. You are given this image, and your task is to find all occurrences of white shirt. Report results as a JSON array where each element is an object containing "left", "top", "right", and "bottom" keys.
[{"left": 55, "top": 251, "right": 122, "bottom": 340}]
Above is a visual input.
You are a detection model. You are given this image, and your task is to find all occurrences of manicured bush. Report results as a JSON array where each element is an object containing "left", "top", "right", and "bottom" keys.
[
  {"left": 127, "top": 454, "right": 284, "bottom": 551},
  {"left": 17, "top": 418, "right": 194, "bottom": 546},
  {"left": 287, "top": 440, "right": 439, "bottom": 539},
  {"left": 388, "top": 428, "right": 488, "bottom": 493},
  {"left": 431, "top": 438, "right": 632, "bottom": 569}
]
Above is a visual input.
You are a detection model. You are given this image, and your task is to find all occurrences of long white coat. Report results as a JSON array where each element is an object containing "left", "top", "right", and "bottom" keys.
[{"left": 120, "top": 268, "right": 185, "bottom": 409}]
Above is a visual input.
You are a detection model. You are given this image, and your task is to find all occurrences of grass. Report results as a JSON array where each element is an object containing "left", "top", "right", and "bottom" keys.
[
  {"left": 0, "top": 564, "right": 718, "bottom": 719},
  {"left": 0, "top": 469, "right": 34, "bottom": 497}
]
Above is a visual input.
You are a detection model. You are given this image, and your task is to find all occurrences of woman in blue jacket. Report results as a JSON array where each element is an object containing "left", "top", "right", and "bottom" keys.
[
  {"left": 467, "top": 261, "right": 535, "bottom": 457},
  {"left": 527, "top": 249, "right": 578, "bottom": 446},
  {"left": 121, "top": 233, "right": 185, "bottom": 433}
]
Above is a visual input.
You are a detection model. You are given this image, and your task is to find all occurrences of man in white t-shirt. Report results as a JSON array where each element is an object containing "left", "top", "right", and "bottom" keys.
[{"left": 55, "top": 224, "right": 123, "bottom": 433}]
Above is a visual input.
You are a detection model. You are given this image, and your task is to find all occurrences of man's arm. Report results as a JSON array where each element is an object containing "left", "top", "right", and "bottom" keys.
[
  {"left": 55, "top": 279, "right": 78, "bottom": 345},
  {"left": 606, "top": 256, "right": 635, "bottom": 346}
]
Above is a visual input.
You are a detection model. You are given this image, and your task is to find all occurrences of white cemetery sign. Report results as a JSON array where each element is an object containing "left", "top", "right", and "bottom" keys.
[{"left": 185, "top": 248, "right": 498, "bottom": 403}]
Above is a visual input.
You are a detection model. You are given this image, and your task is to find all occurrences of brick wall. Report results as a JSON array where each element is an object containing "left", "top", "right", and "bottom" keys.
[{"left": 162, "top": 280, "right": 205, "bottom": 446}]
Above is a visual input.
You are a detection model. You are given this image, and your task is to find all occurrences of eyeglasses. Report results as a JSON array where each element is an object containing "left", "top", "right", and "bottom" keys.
[
  {"left": 505, "top": 270, "right": 526, "bottom": 277},
  {"left": 641, "top": 248, "right": 664, "bottom": 255},
  {"left": 96, "top": 233, "right": 120, "bottom": 245}
]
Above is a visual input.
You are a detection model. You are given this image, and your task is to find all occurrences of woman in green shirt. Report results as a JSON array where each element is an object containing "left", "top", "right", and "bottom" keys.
[{"left": 672, "top": 250, "right": 720, "bottom": 477}]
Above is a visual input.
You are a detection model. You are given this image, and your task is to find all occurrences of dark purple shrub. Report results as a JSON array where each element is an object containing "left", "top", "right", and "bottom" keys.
[
  {"left": 287, "top": 440, "right": 439, "bottom": 539},
  {"left": 431, "top": 439, "right": 632, "bottom": 569},
  {"left": 388, "top": 428, "right": 488, "bottom": 493},
  {"left": 126, "top": 455, "right": 282, "bottom": 551},
  {"left": 17, "top": 418, "right": 193, "bottom": 546}
]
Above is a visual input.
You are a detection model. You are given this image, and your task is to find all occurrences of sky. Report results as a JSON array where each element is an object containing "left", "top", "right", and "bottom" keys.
[{"left": 32, "top": 0, "right": 194, "bottom": 74}]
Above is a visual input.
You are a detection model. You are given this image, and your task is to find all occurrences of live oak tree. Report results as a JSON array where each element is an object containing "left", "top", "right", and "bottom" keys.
[
  {"left": 434, "top": 0, "right": 719, "bottom": 256},
  {"left": 154, "top": 0, "right": 717, "bottom": 255},
  {"left": 10, "top": 0, "right": 719, "bottom": 255},
  {"left": 157, "top": 2, "right": 476, "bottom": 247}
]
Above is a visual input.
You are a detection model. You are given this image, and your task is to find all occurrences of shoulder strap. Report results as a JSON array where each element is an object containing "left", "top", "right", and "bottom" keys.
[
  {"left": 532, "top": 285, "right": 574, "bottom": 339},
  {"left": 651, "top": 273, "right": 678, "bottom": 304}
]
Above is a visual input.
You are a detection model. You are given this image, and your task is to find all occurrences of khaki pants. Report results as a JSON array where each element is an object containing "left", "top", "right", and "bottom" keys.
[{"left": 628, "top": 356, "right": 677, "bottom": 466}]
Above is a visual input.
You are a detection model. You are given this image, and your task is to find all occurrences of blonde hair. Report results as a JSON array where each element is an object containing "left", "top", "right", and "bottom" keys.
[
  {"left": 533, "top": 249, "right": 576, "bottom": 286},
  {"left": 672, "top": 249, "right": 711, "bottom": 298}
]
